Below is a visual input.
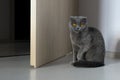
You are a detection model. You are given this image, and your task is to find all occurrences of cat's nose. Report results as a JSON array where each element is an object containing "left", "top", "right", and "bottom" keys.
[{"left": 76, "top": 27, "right": 80, "bottom": 30}]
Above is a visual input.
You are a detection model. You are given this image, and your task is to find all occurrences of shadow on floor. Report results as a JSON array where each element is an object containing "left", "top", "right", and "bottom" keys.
[{"left": 41, "top": 54, "right": 73, "bottom": 68}]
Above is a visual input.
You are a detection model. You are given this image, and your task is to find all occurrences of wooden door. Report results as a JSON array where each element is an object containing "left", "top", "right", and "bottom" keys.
[{"left": 31, "top": 0, "right": 79, "bottom": 68}]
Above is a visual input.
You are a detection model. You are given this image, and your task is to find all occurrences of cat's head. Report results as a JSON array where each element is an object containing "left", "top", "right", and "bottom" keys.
[{"left": 69, "top": 16, "right": 88, "bottom": 33}]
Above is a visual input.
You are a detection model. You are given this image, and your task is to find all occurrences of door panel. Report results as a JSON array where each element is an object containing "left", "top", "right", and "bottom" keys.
[{"left": 31, "top": 0, "right": 79, "bottom": 68}]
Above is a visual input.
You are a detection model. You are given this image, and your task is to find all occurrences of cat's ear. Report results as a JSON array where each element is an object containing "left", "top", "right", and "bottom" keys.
[
  {"left": 82, "top": 18, "right": 87, "bottom": 23},
  {"left": 70, "top": 16, "right": 75, "bottom": 23},
  {"left": 70, "top": 16, "right": 74, "bottom": 20}
]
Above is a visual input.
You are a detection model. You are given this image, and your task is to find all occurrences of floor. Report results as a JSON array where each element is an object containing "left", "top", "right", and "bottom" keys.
[
  {"left": 0, "top": 42, "right": 30, "bottom": 57},
  {"left": 0, "top": 54, "right": 120, "bottom": 80}
]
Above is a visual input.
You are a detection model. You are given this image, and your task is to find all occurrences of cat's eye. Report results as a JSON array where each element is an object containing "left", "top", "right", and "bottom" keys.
[
  {"left": 80, "top": 22, "right": 85, "bottom": 27},
  {"left": 80, "top": 18, "right": 86, "bottom": 27},
  {"left": 80, "top": 23, "right": 85, "bottom": 27},
  {"left": 72, "top": 23, "right": 77, "bottom": 27}
]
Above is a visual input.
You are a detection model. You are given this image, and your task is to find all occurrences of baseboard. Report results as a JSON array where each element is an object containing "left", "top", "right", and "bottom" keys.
[{"left": 106, "top": 51, "right": 120, "bottom": 58}]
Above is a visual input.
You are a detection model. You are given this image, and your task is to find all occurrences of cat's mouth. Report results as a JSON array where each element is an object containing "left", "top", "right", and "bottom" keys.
[{"left": 74, "top": 30, "right": 80, "bottom": 33}]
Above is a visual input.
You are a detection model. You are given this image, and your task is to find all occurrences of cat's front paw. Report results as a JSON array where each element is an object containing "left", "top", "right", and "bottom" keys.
[
  {"left": 73, "top": 60, "right": 77, "bottom": 63},
  {"left": 71, "top": 61, "right": 77, "bottom": 65},
  {"left": 71, "top": 62, "right": 75, "bottom": 66}
]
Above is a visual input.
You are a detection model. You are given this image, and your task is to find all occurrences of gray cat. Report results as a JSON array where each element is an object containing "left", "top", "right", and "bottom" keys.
[{"left": 69, "top": 16, "right": 105, "bottom": 67}]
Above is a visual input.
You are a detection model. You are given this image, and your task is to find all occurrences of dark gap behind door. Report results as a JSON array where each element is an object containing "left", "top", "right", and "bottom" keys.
[{"left": 15, "top": 0, "right": 30, "bottom": 41}]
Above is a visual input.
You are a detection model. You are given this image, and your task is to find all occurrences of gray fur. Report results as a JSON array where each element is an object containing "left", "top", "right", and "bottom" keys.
[{"left": 69, "top": 16, "right": 105, "bottom": 65}]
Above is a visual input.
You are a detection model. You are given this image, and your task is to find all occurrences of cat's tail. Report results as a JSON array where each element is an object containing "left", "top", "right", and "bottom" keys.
[{"left": 72, "top": 61, "right": 104, "bottom": 68}]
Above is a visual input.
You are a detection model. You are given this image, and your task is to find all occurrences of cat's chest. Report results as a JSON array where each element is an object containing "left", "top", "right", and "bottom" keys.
[{"left": 70, "top": 33, "right": 91, "bottom": 45}]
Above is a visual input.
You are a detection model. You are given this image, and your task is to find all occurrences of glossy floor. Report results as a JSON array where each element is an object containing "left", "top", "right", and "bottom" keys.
[
  {"left": 0, "top": 42, "right": 30, "bottom": 57},
  {"left": 0, "top": 54, "right": 120, "bottom": 80}
]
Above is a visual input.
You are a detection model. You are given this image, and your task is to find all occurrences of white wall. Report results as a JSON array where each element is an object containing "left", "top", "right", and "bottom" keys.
[
  {"left": 0, "top": 0, "right": 14, "bottom": 42},
  {"left": 79, "top": 0, "right": 120, "bottom": 52}
]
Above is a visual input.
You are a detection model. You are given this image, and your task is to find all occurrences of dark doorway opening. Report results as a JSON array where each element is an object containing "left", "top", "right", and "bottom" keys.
[
  {"left": 15, "top": 0, "right": 30, "bottom": 41},
  {"left": 0, "top": 0, "right": 30, "bottom": 57}
]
